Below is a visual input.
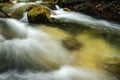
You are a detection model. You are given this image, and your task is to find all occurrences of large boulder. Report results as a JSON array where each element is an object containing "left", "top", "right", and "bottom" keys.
[{"left": 27, "top": 5, "right": 51, "bottom": 23}]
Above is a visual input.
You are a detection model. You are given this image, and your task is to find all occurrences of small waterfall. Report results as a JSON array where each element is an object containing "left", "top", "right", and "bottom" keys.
[
  {"left": 1, "top": 18, "right": 28, "bottom": 39},
  {"left": 20, "top": 12, "right": 29, "bottom": 23},
  {"left": 51, "top": 9, "right": 120, "bottom": 33},
  {"left": 55, "top": 5, "right": 60, "bottom": 10},
  {"left": 0, "top": 18, "right": 71, "bottom": 71}
]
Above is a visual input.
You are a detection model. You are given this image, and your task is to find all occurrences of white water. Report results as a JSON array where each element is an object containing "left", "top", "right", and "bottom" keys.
[
  {"left": 20, "top": 12, "right": 29, "bottom": 22},
  {"left": 0, "top": 18, "right": 71, "bottom": 71},
  {"left": 51, "top": 9, "right": 120, "bottom": 33},
  {"left": 12, "top": 0, "right": 17, "bottom": 4},
  {"left": 0, "top": 66, "right": 117, "bottom": 80}
]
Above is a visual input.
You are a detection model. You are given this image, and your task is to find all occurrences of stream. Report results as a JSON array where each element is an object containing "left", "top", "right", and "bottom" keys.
[{"left": 0, "top": 0, "right": 120, "bottom": 80}]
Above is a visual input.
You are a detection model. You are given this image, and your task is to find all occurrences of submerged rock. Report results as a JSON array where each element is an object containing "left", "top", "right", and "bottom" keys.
[
  {"left": 62, "top": 37, "right": 81, "bottom": 50},
  {"left": 27, "top": 5, "right": 51, "bottom": 23},
  {"left": 103, "top": 57, "right": 120, "bottom": 79}
]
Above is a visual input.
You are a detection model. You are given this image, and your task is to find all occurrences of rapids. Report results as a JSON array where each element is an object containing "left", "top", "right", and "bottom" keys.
[
  {"left": 0, "top": 1, "right": 120, "bottom": 80},
  {"left": 0, "top": 18, "right": 72, "bottom": 71}
]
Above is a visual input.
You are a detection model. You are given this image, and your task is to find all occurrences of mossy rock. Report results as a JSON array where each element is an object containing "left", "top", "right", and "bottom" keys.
[{"left": 27, "top": 5, "right": 51, "bottom": 23}]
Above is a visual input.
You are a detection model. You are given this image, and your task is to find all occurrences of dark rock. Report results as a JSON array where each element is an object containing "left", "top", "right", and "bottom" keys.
[{"left": 0, "top": 0, "right": 10, "bottom": 3}]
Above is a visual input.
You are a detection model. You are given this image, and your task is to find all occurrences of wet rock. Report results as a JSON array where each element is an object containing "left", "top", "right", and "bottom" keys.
[
  {"left": 0, "top": 4, "right": 11, "bottom": 17},
  {"left": 26, "top": 4, "right": 38, "bottom": 12},
  {"left": 0, "top": 3, "right": 34, "bottom": 19},
  {"left": 17, "top": 0, "right": 35, "bottom": 2},
  {"left": 0, "top": 3, "right": 13, "bottom": 13},
  {"left": 63, "top": 7, "right": 71, "bottom": 11},
  {"left": 0, "top": 10, "right": 9, "bottom": 17},
  {"left": 8, "top": 4, "right": 34, "bottom": 19},
  {"left": 27, "top": 5, "right": 51, "bottom": 23},
  {"left": 62, "top": 37, "right": 81, "bottom": 50}
]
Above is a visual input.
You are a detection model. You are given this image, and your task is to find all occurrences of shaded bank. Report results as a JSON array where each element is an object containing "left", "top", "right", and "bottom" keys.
[{"left": 52, "top": 0, "right": 120, "bottom": 23}]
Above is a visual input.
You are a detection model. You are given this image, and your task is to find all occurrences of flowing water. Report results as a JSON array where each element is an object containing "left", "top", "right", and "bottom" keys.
[
  {"left": 0, "top": 1, "right": 120, "bottom": 80},
  {"left": 51, "top": 9, "right": 120, "bottom": 33}
]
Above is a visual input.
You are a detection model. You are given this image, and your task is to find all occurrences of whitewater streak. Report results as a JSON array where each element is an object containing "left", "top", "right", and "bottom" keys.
[{"left": 51, "top": 9, "right": 120, "bottom": 33}]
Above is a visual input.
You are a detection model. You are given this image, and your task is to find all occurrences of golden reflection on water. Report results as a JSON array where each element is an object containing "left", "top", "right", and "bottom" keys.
[
  {"left": 41, "top": 26, "right": 119, "bottom": 71},
  {"left": 75, "top": 33, "right": 113, "bottom": 69}
]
